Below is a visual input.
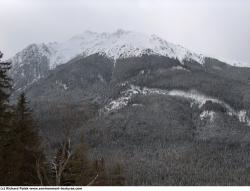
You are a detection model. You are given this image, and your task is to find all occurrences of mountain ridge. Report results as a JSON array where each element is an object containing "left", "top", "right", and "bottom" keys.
[
  {"left": 10, "top": 29, "right": 205, "bottom": 70},
  {"left": 10, "top": 29, "right": 250, "bottom": 75}
]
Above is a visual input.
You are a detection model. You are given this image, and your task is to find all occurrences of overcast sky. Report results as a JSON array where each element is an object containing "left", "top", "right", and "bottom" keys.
[{"left": 0, "top": 0, "right": 249, "bottom": 64}]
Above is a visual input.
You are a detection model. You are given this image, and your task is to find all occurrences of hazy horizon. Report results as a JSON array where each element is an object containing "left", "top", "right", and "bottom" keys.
[{"left": 0, "top": 0, "right": 250, "bottom": 64}]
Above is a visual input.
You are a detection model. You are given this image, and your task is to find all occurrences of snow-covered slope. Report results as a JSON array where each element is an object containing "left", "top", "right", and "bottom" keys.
[
  {"left": 103, "top": 85, "right": 250, "bottom": 126},
  {"left": 11, "top": 29, "right": 205, "bottom": 70}
]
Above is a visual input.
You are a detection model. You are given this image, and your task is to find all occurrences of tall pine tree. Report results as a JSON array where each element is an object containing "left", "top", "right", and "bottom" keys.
[
  {"left": 0, "top": 52, "right": 13, "bottom": 185},
  {"left": 0, "top": 52, "right": 11, "bottom": 127},
  {"left": 1, "top": 93, "right": 45, "bottom": 185}
]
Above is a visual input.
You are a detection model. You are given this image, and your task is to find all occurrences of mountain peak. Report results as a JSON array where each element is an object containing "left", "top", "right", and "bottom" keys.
[{"left": 11, "top": 29, "right": 205, "bottom": 69}]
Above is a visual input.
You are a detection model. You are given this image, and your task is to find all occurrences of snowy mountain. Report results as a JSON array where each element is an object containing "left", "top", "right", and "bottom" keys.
[
  {"left": 12, "top": 48, "right": 250, "bottom": 185},
  {"left": 10, "top": 29, "right": 204, "bottom": 70},
  {"left": 8, "top": 30, "right": 250, "bottom": 186}
]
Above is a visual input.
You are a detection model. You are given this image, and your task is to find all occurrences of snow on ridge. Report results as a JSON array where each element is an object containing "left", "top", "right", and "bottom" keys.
[
  {"left": 104, "top": 85, "right": 228, "bottom": 112},
  {"left": 11, "top": 29, "right": 205, "bottom": 70},
  {"left": 167, "top": 89, "right": 234, "bottom": 112},
  {"left": 170, "top": 65, "right": 190, "bottom": 72},
  {"left": 214, "top": 57, "right": 250, "bottom": 68},
  {"left": 104, "top": 85, "right": 250, "bottom": 126},
  {"left": 231, "top": 61, "right": 250, "bottom": 68}
]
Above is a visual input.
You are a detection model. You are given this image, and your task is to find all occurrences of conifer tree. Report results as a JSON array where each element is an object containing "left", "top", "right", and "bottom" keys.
[
  {"left": 0, "top": 52, "right": 11, "bottom": 127},
  {"left": 2, "top": 93, "right": 45, "bottom": 185},
  {"left": 0, "top": 52, "right": 13, "bottom": 185}
]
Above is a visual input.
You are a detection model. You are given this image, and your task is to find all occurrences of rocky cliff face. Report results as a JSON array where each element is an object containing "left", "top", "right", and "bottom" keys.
[{"left": 10, "top": 43, "right": 51, "bottom": 90}]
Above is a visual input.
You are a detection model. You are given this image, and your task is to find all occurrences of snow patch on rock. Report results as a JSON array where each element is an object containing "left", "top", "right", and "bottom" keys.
[
  {"left": 105, "top": 85, "right": 142, "bottom": 111},
  {"left": 56, "top": 80, "right": 69, "bottom": 90},
  {"left": 200, "top": 111, "right": 216, "bottom": 122},
  {"left": 237, "top": 110, "right": 250, "bottom": 125}
]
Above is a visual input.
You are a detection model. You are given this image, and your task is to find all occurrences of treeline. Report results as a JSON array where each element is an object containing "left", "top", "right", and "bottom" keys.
[{"left": 0, "top": 52, "right": 125, "bottom": 186}]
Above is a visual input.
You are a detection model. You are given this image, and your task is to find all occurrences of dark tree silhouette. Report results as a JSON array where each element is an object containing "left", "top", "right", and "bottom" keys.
[
  {"left": 1, "top": 93, "right": 45, "bottom": 185},
  {"left": 0, "top": 52, "right": 13, "bottom": 185}
]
